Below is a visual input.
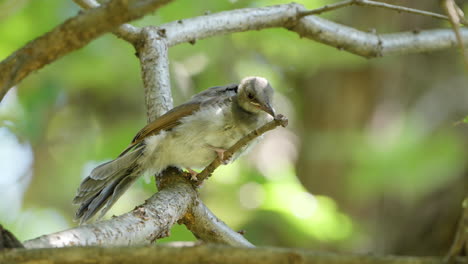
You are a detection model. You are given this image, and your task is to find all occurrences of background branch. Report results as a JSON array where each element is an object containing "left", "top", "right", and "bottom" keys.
[
  {"left": 2, "top": 244, "right": 467, "bottom": 264},
  {"left": 158, "top": 3, "right": 468, "bottom": 58},
  {"left": 441, "top": 0, "right": 468, "bottom": 71},
  {"left": 73, "top": 0, "right": 141, "bottom": 44},
  {"left": 0, "top": 0, "right": 173, "bottom": 99},
  {"left": 1, "top": 3, "right": 467, "bottom": 101}
]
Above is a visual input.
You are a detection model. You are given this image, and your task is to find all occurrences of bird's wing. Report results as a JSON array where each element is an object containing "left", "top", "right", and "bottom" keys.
[
  {"left": 118, "top": 102, "right": 201, "bottom": 157},
  {"left": 118, "top": 84, "right": 238, "bottom": 157}
]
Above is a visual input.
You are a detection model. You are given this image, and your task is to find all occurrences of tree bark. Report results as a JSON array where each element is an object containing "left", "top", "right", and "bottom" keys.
[{"left": 2, "top": 244, "right": 465, "bottom": 264}]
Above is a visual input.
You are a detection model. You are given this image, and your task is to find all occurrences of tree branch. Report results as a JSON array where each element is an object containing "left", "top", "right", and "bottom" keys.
[
  {"left": 156, "top": 3, "right": 468, "bottom": 58},
  {"left": 181, "top": 197, "right": 255, "bottom": 247},
  {"left": 2, "top": 244, "right": 467, "bottom": 264},
  {"left": 2, "top": 3, "right": 468, "bottom": 101},
  {"left": 23, "top": 169, "right": 195, "bottom": 248},
  {"left": 73, "top": 0, "right": 141, "bottom": 44},
  {"left": 138, "top": 27, "right": 173, "bottom": 122},
  {"left": 441, "top": 0, "right": 468, "bottom": 71},
  {"left": 0, "top": 0, "right": 173, "bottom": 100}
]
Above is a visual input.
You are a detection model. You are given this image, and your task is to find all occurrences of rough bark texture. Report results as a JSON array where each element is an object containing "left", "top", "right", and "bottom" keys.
[
  {"left": 23, "top": 170, "right": 196, "bottom": 248},
  {"left": 2, "top": 244, "right": 466, "bottom": 264},
  {"left": 181, "top": 197, "right": 255, "bottom": 247},
  {"left": 138, "top": 27, "right": 173, "bottom": 123}
]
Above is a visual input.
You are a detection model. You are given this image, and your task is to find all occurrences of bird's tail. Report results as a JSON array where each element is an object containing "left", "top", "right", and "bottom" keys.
[{"left": 73, "top": 145, "right": 145, "bottom": 224}]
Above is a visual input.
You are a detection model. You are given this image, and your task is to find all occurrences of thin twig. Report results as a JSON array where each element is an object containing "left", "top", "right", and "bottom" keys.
[
  {"left": 195, "top": 114, "right": 288, "bottom": 183},
  {"left": 441, "top": 0, "right": 468, "bottom": 72},
  {"left": 299, "top": 0, "right": 461, "bottom": 26}
]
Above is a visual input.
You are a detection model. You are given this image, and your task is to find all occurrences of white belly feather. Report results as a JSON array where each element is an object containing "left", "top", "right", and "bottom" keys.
[{"left": 139, "top": 103, "right": 266, "bottom": 174}]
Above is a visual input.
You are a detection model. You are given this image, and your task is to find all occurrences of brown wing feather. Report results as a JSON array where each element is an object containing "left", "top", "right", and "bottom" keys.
[
  {"left": 118, "top": 84, "right": 238, "bottom": 157},
  {"left": 118, "top": 102, "right": 201, "bottom": 157}
]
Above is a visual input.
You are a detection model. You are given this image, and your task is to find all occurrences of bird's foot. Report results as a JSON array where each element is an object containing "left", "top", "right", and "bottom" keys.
[
  {"left": 186, "top": 168, "right": 199, "bottom": 181},
  {"left": 206, "top": 145, "right": 229, "bottom": 164}
]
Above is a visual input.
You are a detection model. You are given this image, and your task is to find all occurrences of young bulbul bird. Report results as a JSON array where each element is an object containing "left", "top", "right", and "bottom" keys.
[{"left": 73, "top": 76, "right": 275, "bottom": 224}]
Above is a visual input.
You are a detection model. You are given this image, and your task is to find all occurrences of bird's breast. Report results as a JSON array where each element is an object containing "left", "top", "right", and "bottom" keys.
[{"left": 142, "top": 103, "right": 262, "bottom": 171}]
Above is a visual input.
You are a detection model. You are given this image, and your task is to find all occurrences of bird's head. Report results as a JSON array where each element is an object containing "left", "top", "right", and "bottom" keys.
[{"left": 237, "top": 76, "right": 275, "bottom": 117}]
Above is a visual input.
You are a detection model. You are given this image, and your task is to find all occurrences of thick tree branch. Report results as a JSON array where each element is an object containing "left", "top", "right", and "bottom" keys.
[
  {"left": 293, "top": 17, "right": 468, "bottom": 58},
  {"left": 157, "top": 3, "right": 468, "bottom": 58},
  {"left": 2, "top": 3, "right": 468, "bottom": 102},
  {"left": 2, "top": 244, "right": 467, "bottom": 264},
  {"left": 73, "top": 0, "right": 141, "bottom": 44},
  {"left": 0, "top": 0, "right": 173, "bottom": 100},
  {"left": 181, "top": 197, "right": 254, "bottom": 247},
  {"left": 138, "top": 27, "right": 173, "bottom": 122},
  {"left": 23, "top": 170, "right": 195, "bottom": 248}
]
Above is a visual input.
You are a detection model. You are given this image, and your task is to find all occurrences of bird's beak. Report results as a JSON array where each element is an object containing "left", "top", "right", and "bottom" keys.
[
  {"left": 250, "top": 101, "right": 276, "bottom": 117},
  {"left": 260, "top": 103, "right": 276, "bottom": 117}
]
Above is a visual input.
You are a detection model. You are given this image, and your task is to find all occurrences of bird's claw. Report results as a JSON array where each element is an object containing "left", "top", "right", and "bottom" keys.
[
  {"left": 186, "top": 168, "right": 198, "bottom": 181},
  {"left": 206, "top": 145, "right": 229, "bottom": 164}
]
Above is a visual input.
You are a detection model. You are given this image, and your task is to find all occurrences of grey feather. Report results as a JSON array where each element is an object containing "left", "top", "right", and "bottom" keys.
[
  {"left": 73, "top": 145, "right": 144, "bottom": 223},
  {"left": 96, "top": 175, "right": 139, "bottom": 220}
]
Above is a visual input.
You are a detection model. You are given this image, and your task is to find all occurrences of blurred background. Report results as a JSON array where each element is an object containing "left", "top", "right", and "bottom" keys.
[{"left": 0, "top": 0, "right": 467, "bottom": 256}]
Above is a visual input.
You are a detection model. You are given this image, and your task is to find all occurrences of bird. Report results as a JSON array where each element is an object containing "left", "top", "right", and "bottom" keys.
[{"left": 73, "top": 76, "right": 276, "bottom": 224}]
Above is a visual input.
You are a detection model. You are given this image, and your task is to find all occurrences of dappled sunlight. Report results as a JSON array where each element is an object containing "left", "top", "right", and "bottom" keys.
[{"left": 262, "top": 165, "right": 353, "bottom": 242}]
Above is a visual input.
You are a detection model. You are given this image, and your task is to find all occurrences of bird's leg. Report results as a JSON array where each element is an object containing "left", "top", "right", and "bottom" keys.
[
  {"left": 205, "top": 144, "right": 229, "bottom": 164},
  {"left": 186, "top": 168, "right": 199, "bottom": 181}
]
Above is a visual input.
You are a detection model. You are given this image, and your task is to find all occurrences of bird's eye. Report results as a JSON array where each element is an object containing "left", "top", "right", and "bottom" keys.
[{"left": 247, "top": 93, "right": 254, "bottom": 100}]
